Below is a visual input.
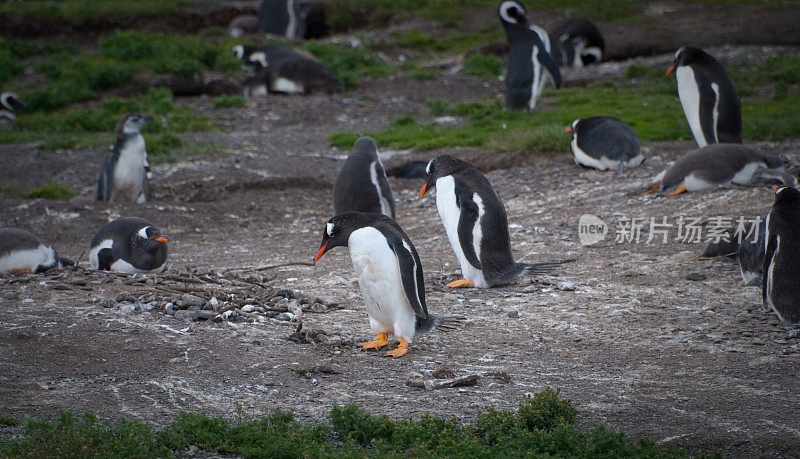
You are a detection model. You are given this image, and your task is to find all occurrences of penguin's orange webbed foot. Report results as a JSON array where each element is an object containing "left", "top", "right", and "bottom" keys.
[
  {"left": 446, "top": 279, "right": 475, "bottom": 288},
  {"left": 385, "top": 339, "right": 408, "bottom": 358},
  {"left": 359, "top": 333, "right": 389, "bottom": 350},
  {"left": 664, "top": 182, "right": 688, "bottom": 197},
  {"left": 9, "top": 268, "right": 33, "bottom": 274},
  {"left": 640, "top": 182, "right": 660, "bottom": 195}
]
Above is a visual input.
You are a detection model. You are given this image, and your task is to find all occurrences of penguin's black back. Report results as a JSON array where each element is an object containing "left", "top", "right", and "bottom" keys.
[
  {"left": 660, "top": 144, "right": 776, "bottom": 190},
  {"left": 0, "top": 228, "right": 44, "bottom": 255},
  {"left": 548, "top": 18, "right": 604, "bottom": 66},
  {"left": 575, "top": 117, "right": 640, "bottom": 161},
  {"left": 334, "top": 138, "right": 395, "bottom": 219},
  {"left": 763, "top": 188, "right": 800, "bottom": 323},
  {"left": 91, "top": 217, "right": 166, "bottom": 270}
]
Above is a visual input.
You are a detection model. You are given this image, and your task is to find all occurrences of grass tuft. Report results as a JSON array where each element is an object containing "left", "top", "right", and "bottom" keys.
[
  {"left": 213, "top": 95, "right": 247, "bottom": 108},
  {"left": 6, "top": 182, "right": 78, "bottom": 200},
  {"left": 462, "top": 53, "right": 503, "bottom": 78},
  {"left": 303, "top": 41, "right": 395, "bottom": 89}
]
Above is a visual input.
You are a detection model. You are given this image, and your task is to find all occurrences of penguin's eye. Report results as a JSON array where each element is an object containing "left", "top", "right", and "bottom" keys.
[{"left": 326, "top": 222, "right": 335, "bottom": 237}]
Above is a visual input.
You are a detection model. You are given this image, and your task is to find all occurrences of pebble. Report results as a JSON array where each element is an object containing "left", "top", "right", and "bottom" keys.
[
  {"left": 557, "top": 281, "right": 576, "bottom": 291},
  {"left": 100, "top": 299, "right": 118, "bottom": 308},
  {"left": 120, "top": 303, "right": 138, "bottom": 314},
  {"left": 686, "top": 272, "right": 707, "bottom": 281},
  {"left": 241, "top": 305, "right": 256, "bottom": 313},
  {"left": 116, "top": 292, "right": 135, "bottom": 303},
  {"left": 140, "top": 302, "right": 157, "bottom": 312},
  {"left": 173, "top": 310, "right": 200, "bottom": 322},
  {"left": 507, "top": 311, "right": 519, "bottom": 318},
  {"left": 164, "top": 303, "right": 176, "bottom": 315},
  {"left": 276, "top": 312, "right": 295, "bottom": 321},
  {"left": 788, "top": 329, "right": 799, "bottom": 339},
  {"left": 310, "top": 303, "right": 327, "bottom": 312},
  {"left": 176, "top": 294, "right": 206, "bottom": 309}
]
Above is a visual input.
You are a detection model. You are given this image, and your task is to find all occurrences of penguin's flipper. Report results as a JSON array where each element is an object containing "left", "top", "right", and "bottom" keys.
[
  {"left": 698, "top": 81, "right": 719, "bottom": 144},
  {"left": 385, "top": 233, "right": 428, "bottom": 319},
  {"left": 374, "top": 161, "right": 396, "bottom": 219},
  {"left": 96, "top": 248, "right": 115, "bottom": 271},
  {"left": 537, "top": 47, "right": 562, "bottom": 89},
  {"left": 97, "top": 156, "right": 114, "bottom": 202},
  {"left": 454, "top": 184, "right": 482, "bottom": 270},
  {"left": 762, "top": 214, "right": 777, "bottom": 307}
]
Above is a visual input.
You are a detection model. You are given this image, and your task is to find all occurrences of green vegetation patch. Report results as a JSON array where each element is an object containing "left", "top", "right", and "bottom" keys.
[
  {"left": 213, "top": 94, "right": 247, "bottom": 108},
  {"left": 303, "top": 41, "right": 395, "bottom": 89},
  {"left": 1, "top": 183, "right": 77, "bottom": 201},
  {"left": 0, "top": 0, "right": 186, "bottom": 22},
  {"left": 462, "top": 53, "right": 503, "bottom": 78}
]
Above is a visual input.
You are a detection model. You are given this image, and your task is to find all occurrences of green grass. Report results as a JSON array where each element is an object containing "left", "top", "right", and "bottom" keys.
[
  {"left": 0, "top": 0, "right": 186, "bottom": 22},
  {"left": 213, "top": 94, "right": 247, "bottom": 108},
  {"left": 0, "top": 416, "right": 21, "bottom": 427},
  {"left": 303, "top": 41, "right": 395, "bottom": 89},
  {"left": 462, "top": 53, "right": 503, "bottom": 78},
  {"left": 0, "top": 389, "right": 698, "bottom": 457},
  {"left": 2, "top": 183, "right": 77, "bottom": 200}
]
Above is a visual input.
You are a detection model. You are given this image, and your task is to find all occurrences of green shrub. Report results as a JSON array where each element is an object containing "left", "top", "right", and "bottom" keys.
[{"left": 24, "top": 182, "right": 76, "bottom": 200}]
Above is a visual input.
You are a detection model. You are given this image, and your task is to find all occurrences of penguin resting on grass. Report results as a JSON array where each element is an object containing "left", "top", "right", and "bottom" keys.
[
  {"left": 333, "top": 137, "right": 395, "bottom": 218},
  {"left": 314, "top": 212, "right": 436, "bottom": 357},
  {"left": 566, "top": 117, "right": 643, "bottom": 174},
  {"left": 548, "top": 18, "right": 604, "bottom": 67},
  {"left": 0, "top": 228, "right": 73, "bottom": 274},
  {"left": 97, "top": 113, "right": 152, "bottom": 203},
  {"left": 0, "top": 92, "right": 25, "bottom": 131},
  {"left": 763, "top": 186, "right": 800, "bottom": 323},
  {"left": 419, "top": 155, "right": 561, "bottom": 288},
  {"left": 89, "top": 217, "right": 168, "bottom": 273}
]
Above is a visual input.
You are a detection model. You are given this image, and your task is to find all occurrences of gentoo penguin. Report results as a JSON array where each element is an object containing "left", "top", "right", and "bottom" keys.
[
  {"left": 333, "top": 137, "right": 395, "bottom": 219},
  {"left": 498, "top": 0, "right": 562, "bottom": 113},
  {"left": 548, "top": 18, "right": 604, "bottom": 67},
  {"left": 233, "top": 44, "right": 343, "bottom": 95},
  {"left": 97, "top": 113, "right": 153, "bottom": 203},
  {"left": 314, "top": 212, "right": 436, "bottom": 357},
  {"left": 566, "top": 117, "right": 643, "bottom": 173},
  {"left": 228, "top": 15, "right": 259, "bottom": 38},
  {"left": 667, "top": 46, "right": 742, "bottom": 148},
  {"left": 740, "top": 221, "right": 766, "bottom": 287},
  {"left": 763, "top": 186, "right": 800, "bottom": 323},
  {"left": 419, "top": 155, "right": 560, "bottom": 288},
  {"left": 643, "top": 144, "right": 796, "bottom": 196},
  {"left": 0, "top": 228, "right": 73, "bottom": 274},
  {"left": 89, "top": 217, "right": 168, "bottom": 273},
  {"left": 258, "top": 0, "right": 307, "bottom": 40},
  {"left": 0, "top": 92, "right": 25, "bottom": 131}
]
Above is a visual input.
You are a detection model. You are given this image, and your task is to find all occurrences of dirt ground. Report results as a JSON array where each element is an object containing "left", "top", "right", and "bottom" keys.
[{"left": 2, "top": 2, "right": 800, "bottom": 457}]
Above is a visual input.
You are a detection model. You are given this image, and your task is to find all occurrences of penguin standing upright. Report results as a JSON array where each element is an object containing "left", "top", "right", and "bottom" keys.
[
  {"left": 667, "top": 46, "right": 742, "bottom": 148},
  {"left": 97, "top": 113, "right": 152, "bottom": 203},
  {"left": 0, "top": 228, "right": 72, "bottom": 274},
  {"left": 419, "top": 155, "right": 559, "bottom": 288},
  {"left": 89, "top": 217, "right": 168, "bottom": 273},
  {"left": 763, "top": 187, "right": 800, "bottom": 323},
  {"left": 314, "top": 212, "right": 436, "bottom": 357},
  {"left": 566, "top": 117, "right": 643, "bottom": 173},
  {"left": 0, "top": 92, "right": 25, "bottom": 131},
  {"left": 258, "top": 0, "right": 307, "bottom": 40},
  {"left": 333, "top": 137, "right": 395, "bottom": 219},
  {"left": 548, "top": 18, "right": 604, "bottom": 67},
  {"left": 498, "top": 1, "right": 562, "bottom": 113}
]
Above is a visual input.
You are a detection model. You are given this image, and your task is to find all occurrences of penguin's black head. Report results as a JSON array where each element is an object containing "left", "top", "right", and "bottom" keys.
[
  {"left": 134, "top": 225, "right": 169, "bottom": 251},
  {"left": 314, "top": 212, "right": 384, "bottom": 262},
  {"left": 773, "top": 186, "right": 800, "bottom": 207},
  {"left": 116, "top": 113, "right": 152, "bottom": 137},
  {"left": 351, "top": 136, "right": 378, "bottom": 159},
  {"left": 498, "top": 1, "right": 526, "bottom": 25},
  {"left": 667, "top": 46, "right": 705, "bottom": 76},
  {"left": 1, "top": 92, "right": 25, "bottom": 113},
  {"left": 419, "top": 155, "right": 468, "bottom": 198}
]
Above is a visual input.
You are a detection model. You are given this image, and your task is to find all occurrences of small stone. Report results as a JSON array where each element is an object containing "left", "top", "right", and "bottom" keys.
[
  {"left": 276, "top": 312, "right": 295, "bottom": 321},
  {"left": 788, "top": 329, "right": 799, "bottom": 339},
  {"left": 507, "top": 311, "right": 519, "bottom": 318},
  {"left": 188, "top": 304, "right": 202, "bottom": 311},
  {"left": 141, "top": 302, "right": 157, "bottom": 312},
  {"left": 164, "top": 303, "right": 176, "bottom": 315},
  {"left": 310, "top": 303, "right": 328, "bottom": 312},
  {"left": 241, "top": 305, "right": 256, "bottom": 313},
  {"left": 100, "top": 299, "right": 118, "bottom": 308},
  {"left": 725, "top": 308, "right": 738, "bottom": 316},
  {"left": 120, "top": 303, "right": 138, "bottom": 314},
  {"left": 557, "top": 281, "right": 576, "bottom": 291},
  {"left": 177, "top": 294, "right": 206, "bottom": 308},
  {"left": 208, "top": 297, "right": 220, "bottom": 309},
  {"left": 276, "top": 298, "right": 290, "bottom": 306},
  {"left": 252, "top": 340, "right": 262, "bottom": 345},
  {"left": 686, "top": 272, "right": 706, "bottom": 281},
  {"left": 275, "top": 289, "right": 296, "bottom": 299},
  {"left": 69, "top": 278, "right": 87, "bottom": 286},
  {"left": 173, "top": 310, "right": 200, "bottom": 322},
  {"left": 116, "top": 292, "right": 135, "bottom": 303},
  {"left": 197, "top": 310, "right": 214, "bottom": 320}
]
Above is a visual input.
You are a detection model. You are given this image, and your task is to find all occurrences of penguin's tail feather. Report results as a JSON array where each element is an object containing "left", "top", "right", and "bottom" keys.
[{"left": 416, "top": 315, "right": 467, "bottom": 335}]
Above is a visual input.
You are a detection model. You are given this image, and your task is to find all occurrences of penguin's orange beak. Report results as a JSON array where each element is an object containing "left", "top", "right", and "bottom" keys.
[
  {"left": 314, "top": 242, "right": 328, "bottom": 262},
  {"left": 565, "top": 126, "right": 573, "bottom": 134},
  {"left": 772, "top": 186, "right": 779, "bottom": 193},
  {"left": 155, "top": 236, "right": 168, "bottom": 242},
  {"left": 666, "top": 64, "right": 676, "bottom": 77},
  {"left": 419, "top": 182, "right": 428, "bottom": 198}
]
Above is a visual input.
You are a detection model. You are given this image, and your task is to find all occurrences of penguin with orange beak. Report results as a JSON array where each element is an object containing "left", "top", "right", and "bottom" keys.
[
  {"left": 314, "top": 212, "right": 436, "bottom": 357},
  {"left": 89, "top": 217, "right": 168, "bottom": 273}
]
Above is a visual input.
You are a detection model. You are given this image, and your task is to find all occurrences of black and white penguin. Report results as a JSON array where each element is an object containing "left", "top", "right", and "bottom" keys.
[
  {"left": 0, "top": 228, "right": 73, "bottom": 274},
  {"left": 419, "top": 155, "right": 560, "bottom": 288},
  {"left": 498, "top": 0, "right": 562, "bottom": 113},
  {"left": 548, "top": 18, "right": 604, "bottom": 67},
  {"left": 643, "top": 144, "right": 796, "bottom": 196},
  {"left": 763, "top": 186, "right": 800, "bottom": 323},
  {"left": 314, "top": 212, "right": 436, "bottom": 357},
  {"left": 97, "top": 113, "right": 152, "bottom": 203},
  {"left": 233, "top": 44, "right": 343, "bottom": 95},
  {"left": 228, "top": 15, "right": 259, "bottom": 38},
  {"left": 258, "top": 0, "right": 307, "bottom": 40},
  {"left": 739, "top": 220, "right": 765, "bottom": 287},
  {"left": 667, "top": 46, "right": 742, "bottom": 148},
  {"left": 0, "top": 91, "right": 25, "bottom": 131},
  {"left": 566, "top": 117, "right": 643, "bottom": 173},
  {"left": 333, "top": 137, "right": 395, "bottom": 219},
  {"left": 89, "top": 217, "right": 168, "bottom": 273}
]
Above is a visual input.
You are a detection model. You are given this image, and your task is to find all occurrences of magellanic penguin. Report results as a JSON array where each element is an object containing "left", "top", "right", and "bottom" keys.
[
  {"left": 566, "top": 117, "right": 643, "bottom": 173},
  {"left": 548, "top": 18, "right": 604, "bottom": 67},
  {"left": 667, "top": 46, "right": 742, "bottom": 148},
  {"left": 89, "top": 217, "right": 168, "bottom": 273},
  {"left": 333, "top": 137, "right": 395, "bottom": 219},
  {"left": 763, "top": 186, "right": 800, "bottom": 323},
  {"left": 258, "top": 0, "right": 308, "bottom": 40},
  {"left": 233, "top": 44, "right": 343, "bottom": 96},
  {"left": 0, "top": 228, "right": 73, "bottom": 274},
  {"left": 498, "top": 0, "right": 562, "bottom": 113},
  {"left": 643, "top": 144, "right": 797, "bottom": 196},
  {"left": 420, "top": 155, "right": 560, "bottom": 288},
  {"left": 228, "top": 15, "right": 259, "bottom": 38},
  {"left": 97, "top": 113, "right": 153, "bottom": 203},
  {"left": 314, "top": 212, "right": 437, "bottom": 357},
  {"left": 0, "top": 92, "right": 25, "bottom": 131}
]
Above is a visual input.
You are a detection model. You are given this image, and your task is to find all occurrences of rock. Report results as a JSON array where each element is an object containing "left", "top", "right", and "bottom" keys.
[
  {"left": 507, "top": 311, "right": 519, "bottom": 318},
  {"left": 188, "top": 304, "right": 202, "bottom": 311},
  {"left": 276, "top": 312, "right": 295, "bottom": 321},
  {"left": 100, "top": 299, "right": 118, "bottom": 309},
  {"left": 557, "top": 281, "right": 576, "bottom": 291},
  {"left": 69, "top": 278, "right": 87, "bottom": 286},
  {"left": 788, "top": 329, "right": 799, "bottom": 339},
  {"left": 275, "top": 289, "right": 296, "bottom": 299},
  {"left": 208, "top": 297, "right": 220, "bottom": 309},
  {"left": 116, "top": 292, "right": 135, "bottom": 303},
  {"left": 164, "top": 303, "right": 176, "bottom": 315},
  {"left": 173, "top": 310, "right": 200, "bottom": 322},
  {"left": 311, "top": 302, "right": 327, "bottom": 312},
  {"left": 686, "top": 272, "right": 707, "bottom": 281},
  {"left": 176, "top": 294, "right": 206, "bottom": 309},
  {"left": 197, "top": 310, "right": 214, "bottom": 320},
  {"left": 141, "top": 302, "right": 157, "bottom": 312},
  {"left": 120, "top": 303, "right": 138, "bottom": 314},
  {"left": 241, "top": 305, "right": 256, "bottom": 313},
  {"left": 287, "top": 301, "right": 303, "bottom": 320}
]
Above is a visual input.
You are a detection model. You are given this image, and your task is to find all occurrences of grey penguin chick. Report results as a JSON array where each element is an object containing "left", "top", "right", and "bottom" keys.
[
  {"left": 97, "top": 113, "right": 152, "bottom": 203},
  {"left": 314, "top": 212, "right": 436, "bottom": 357},
  {"left": 233, "top": 44, "right": 343, "bottom": 96},
  {"left": 667, "top": 46, "right": 742, "bottom": 148},
  {"left": 0, "top": 228, "right": 73, "bottom": 273},
  {"left": 334, "top": 137, "right": 395, "bottom": 219},
  {"left": 763, "top": 186, "right": 800, "bottom": 323},
  {"left": 566, "top": 117, "right": 643, "bottom": 173},
  {"left": 0, "top": 92, "right": 25, "bottom": 131},
  {"left": 89, "top": 217, "right": 168, "bottom": 273},
  {"left": 420, "top": 155, "right": 561, "bottom": 288},
  {"left": 644, "top": 144, "right": 796, "bottom": 196},
  {"left": 548, "top": 18, "right": 604, "bottom": 67}
]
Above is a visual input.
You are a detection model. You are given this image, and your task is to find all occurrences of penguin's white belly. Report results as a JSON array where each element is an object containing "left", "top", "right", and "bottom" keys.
[
  {"left": 683, "top": 173, "right": 715, "bottom": 191},
  {"left": 0, "top": 245, "right": 53, "bottom": 272},
  {"left": 272, "top": 77, "right": 304, "bottom": 94},
  {"left": 369, "top": 161, "right": 391, "bottom": 217},
  {"left": 435, "top": 176, "right": 488, "bottom": 288},
  {"left": 110, "top": 258, "right": 166, "bottom": 274},
  {"left": 765, "top": 235, "right": 781, "bottom": 319},
  {"left": 730, "top": 162, "right": 763, "bottom": 185},
  {"left": 348, "top": 227, "right": 417, "bottom": 341},
  {"left": 114, "top": 136, "right": 146, "bottom": 200},
  {"left": 676, "top": 66, "right": 707, "bottom": 147},
  {"left": 571, "top": 138, "right": 618, "bottom": 170}
]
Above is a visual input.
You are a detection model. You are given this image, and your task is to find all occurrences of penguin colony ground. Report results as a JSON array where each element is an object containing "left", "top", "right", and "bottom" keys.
[{"left": 3, "top": 0, "right": 799, "bottom": 365}]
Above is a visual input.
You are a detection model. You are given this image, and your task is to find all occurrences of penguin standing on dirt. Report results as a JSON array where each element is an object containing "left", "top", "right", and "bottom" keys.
[
  {"left": 763, "top": 186, "right": 800, "bottom": 323},
  {"left": 419, "top": 155, "right": 560, "bottom": 288},
  {"left": 566, "top": 117, "right": 643, "bottom": 173},
  {"left": 314, "top": 212, "right": 436, "bottom": 357},
  {"left": 643, "top": 144, "right": 796, "bottom": 196},
  {"left": 0, "top": 92, "right": 25, "bottom": 131},
  {"left": 97, "top": 113, "right": 153, "bottom": 203},
  {"left": 667, "top": 46, "right": 742, "bottom": 147},
  {"left": 258, "top": 0, "right": 307, "bottom": 40},
  {"left": 89, "top": 217, "right": 168, "bottom": 273},
  {"left": 0, "top": 228, "right": 73, "bottom": 274},
  {"left": 548, "top": 18, "right": 604, "bottom": 67},
  {"left": 333, "top": 137, "right": 395, "bottom": 219},
  {"left": 498, "top": 0, "right": 562, "bottom": 113}
]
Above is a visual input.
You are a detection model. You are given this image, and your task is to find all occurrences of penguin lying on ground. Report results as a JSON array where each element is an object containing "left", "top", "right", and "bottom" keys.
[
  {"left": 97, "top": 113, "right": 152, "bottom": 203},
  {"left": 566, "top": 117, "right": 643, "bottom": 174},
  {"left": 420, "top": 155, "right": 561, "bottom": 288},
  {"left": 314, "top": 212, "right": 437, "bottom": 357},
  {"left": 89, "top": 217, "right": 168, "bottom": 273},
  {"left": 643, "top": 144, "right": 796, "bottom": 196},
  {"left": 0, "top": 228, "right": 73, "bottom": 274},
  {"left": 667, "top": 46, "right": 742, "bottom": 148},
  {"left": 333, "top": 137, "right": 395, "bottom": 219},
  {"left": 233, "top": 44, "right": 343, "bottom": 95},
  {"left": 258, "top": 0, "right": 307, "bottom": 40},
  {"left": 498, "top": 0, "right": 562, "bottom": 113},
  {"left": 228, "top": 15, "right": 259, "bottom": 38},
  {"left": 548, "top": 18, "right": 604, "bottom": 67},
  {"left": 763, "top": 186, "right": 800, "bottom": 323},
  {"left": 0, "top": 92, "right": 25, "bottom": 131}
]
